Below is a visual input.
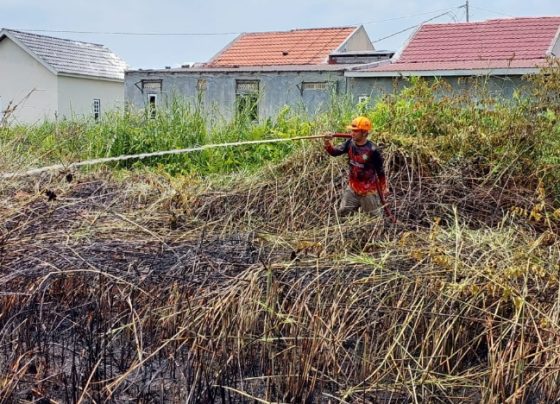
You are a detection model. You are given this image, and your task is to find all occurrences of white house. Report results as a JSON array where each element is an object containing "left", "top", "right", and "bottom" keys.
[{"left": 0, "top": 29, "right": 127, "bottom": 125}]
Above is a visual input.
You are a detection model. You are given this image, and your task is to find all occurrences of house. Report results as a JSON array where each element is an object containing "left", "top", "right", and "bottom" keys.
[
  {"left": 0, "top": 29, "right": 127, "bottom": 125},
  {"left": 125, "top": 26, "right": 393, "bottom": 121},
  {"left": 346, "top": 17, "right": 560, "bottom": 100}
]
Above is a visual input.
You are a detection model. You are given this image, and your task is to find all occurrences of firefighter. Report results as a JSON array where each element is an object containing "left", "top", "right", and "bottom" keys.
[{"left": 324, "top": 116, "right": 387, "bottom": 216}]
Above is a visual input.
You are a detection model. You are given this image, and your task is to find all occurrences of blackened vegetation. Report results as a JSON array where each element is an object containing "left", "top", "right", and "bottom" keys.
[
  {"left": 0, "top": 180, "right": 277, "bottom": 402},
  {"left": 0, "top": 144, "right": 559, "bottom": 403}
]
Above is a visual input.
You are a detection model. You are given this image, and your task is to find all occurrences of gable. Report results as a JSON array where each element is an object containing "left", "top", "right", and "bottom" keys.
[
  {"left": 0, "top": 36, "right": 59, "bottom": 124},
  {"left": 0, "top": 35, "right": 55, "bottom": 77},
  {"left": 335, "top": 26, "right": 374, "bottom": 53},
  {"left": 552, "top": 27, "right": 560, "bottom": 56}
]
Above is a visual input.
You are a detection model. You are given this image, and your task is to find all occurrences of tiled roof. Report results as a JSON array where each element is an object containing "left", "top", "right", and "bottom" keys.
[
  {"left": 207, "top": 27, "right": 357, "bottom": 67},
  {"left": 0, "top": 29, "right": 127, "bottom": 80},
  {"left": 365, "top": 17, "right": 560, "bottom": 73}
]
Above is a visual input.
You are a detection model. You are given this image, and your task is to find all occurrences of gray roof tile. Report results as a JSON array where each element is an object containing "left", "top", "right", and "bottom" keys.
[{"left": 1, "top": 29, "right": 127, "bottom": 81}]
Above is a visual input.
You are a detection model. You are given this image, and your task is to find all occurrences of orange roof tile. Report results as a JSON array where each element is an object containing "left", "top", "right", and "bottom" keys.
[{"left": 207, "top": 27, "right": 357, "bottom": 67}]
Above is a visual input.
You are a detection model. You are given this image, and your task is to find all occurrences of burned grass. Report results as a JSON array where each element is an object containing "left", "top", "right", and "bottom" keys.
[{"left": 0, "top": 144, "right": 559, "bottom": 403}]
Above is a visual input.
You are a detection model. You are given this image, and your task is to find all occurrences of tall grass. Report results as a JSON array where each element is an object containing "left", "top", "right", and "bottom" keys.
[
  {"left": 1, "top": 66, "right": 559, "bottom": 196},
  {"left": 0, "top": 98, "right": 318, "bottom": 176}
]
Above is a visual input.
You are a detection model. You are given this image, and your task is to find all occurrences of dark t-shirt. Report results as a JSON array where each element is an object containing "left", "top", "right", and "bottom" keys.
[{"left": 325, "top": 139, "right": 386, "bottom": 196}]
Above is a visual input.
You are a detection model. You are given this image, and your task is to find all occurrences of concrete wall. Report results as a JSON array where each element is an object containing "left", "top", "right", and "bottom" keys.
[
  {"left": 125, "top": 70, "right": 347, "bottom": 120},
  {"left": 347, "top": 77, "right": 398, "bottom": 101},
  {"left": 339, "top": 26, "right": 375, "bottom": 52},
  {"left": 125, "top": 69, "right": 532, "bottom": 123},
  {"left": 0, "top": 37, "right": 58, "bottom": 124},
  {"left": 57, "top": 75, "right": 124, "bottom": 120},
  {"left": 347, "top": 75, "right": 527, "bottom": 102}
]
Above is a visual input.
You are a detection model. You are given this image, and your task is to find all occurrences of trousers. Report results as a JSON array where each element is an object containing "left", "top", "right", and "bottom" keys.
[{"left": 338, "top": 187, "right": 381, "bottom": 216}]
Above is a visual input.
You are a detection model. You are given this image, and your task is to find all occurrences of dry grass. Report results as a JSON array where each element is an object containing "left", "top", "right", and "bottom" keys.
[{"left": 0, "top": 141, "right": 559, "bottom": 403}]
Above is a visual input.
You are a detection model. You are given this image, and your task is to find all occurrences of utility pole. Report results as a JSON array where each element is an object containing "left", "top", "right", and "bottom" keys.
[{"left": 466, "top": 0, "right": 470, "bottom": 22}]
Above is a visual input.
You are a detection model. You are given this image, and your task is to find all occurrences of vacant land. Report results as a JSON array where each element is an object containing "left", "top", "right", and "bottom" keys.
[{"left": 1, "top": 74, "right": 559, "bottom": 403}]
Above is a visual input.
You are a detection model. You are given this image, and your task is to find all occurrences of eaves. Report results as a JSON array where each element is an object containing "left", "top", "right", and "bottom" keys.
[
  {"left": 58, "top": 71, "right": 124, "bottom": 83},
  {"left": 344, "top": 67, "right": 541, "bottom": 78}
]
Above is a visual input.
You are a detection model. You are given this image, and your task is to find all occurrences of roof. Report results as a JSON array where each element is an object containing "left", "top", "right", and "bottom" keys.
[
  {"left": 350, "top": 17, "right": 560, "bottom": 77},
  {"left": 0, "top": 29, "right": 127, "bottom": 81},
  {"left": 206, "top": 26, "right": 359, "bottom": 67}
]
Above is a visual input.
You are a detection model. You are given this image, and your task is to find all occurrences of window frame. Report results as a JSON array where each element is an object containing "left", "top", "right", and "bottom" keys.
[
  {"left": 235, "top": 79, "right": 260, "bottom": 122},
  {"left": 93, "top": 98, "right": 101, "bottom": 121},
  {"left": 141, "top": 79, "right": 163, "bottom": 93}
]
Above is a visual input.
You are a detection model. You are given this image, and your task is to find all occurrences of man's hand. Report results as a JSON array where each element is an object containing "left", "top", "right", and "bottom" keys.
[
  {"left": 323, "top": 132, "right": 334, "bottom": 146},
  {"left": 378, "top": 178, "right": 389, "bottom": 196}
]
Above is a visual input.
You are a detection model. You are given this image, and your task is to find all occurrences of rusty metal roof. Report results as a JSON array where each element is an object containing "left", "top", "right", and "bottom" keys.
[{"left": 0, "top": 29, "right": 127, "bottom": 81}]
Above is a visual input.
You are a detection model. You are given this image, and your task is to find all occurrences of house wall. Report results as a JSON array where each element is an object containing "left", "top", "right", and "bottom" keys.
[
  {"left": 347, "top": 77, "right": 398, "bottom": 101},
  {"left": 57, "top": 75, "right": 124, "bottom": 120},
  {"left": 347, "top": 75, "right": 527, "bottom": 102},
  {"left": 125, "top": 70, "right": 531, "bottom": 123},
  {"left": 0, "top": 37, "right": 58, "bottom": 124},
  {"left": 125, "top": 70, "right": 347, "bottom": 120}
]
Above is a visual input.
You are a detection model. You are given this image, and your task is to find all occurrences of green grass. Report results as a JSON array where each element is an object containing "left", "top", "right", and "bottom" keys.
[{"left": 1, "top": 63, "right": 559, "bottom": 199}]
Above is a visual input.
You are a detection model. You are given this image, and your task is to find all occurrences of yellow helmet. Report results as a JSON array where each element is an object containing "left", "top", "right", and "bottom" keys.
[{"left": 346, "top": 116, "right": 372, "bottom": 132}]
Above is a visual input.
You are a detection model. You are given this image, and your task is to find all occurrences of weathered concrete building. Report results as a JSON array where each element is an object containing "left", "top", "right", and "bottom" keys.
[
  {"left": 0, "top": 29, "right": 127, "bottom": 125},
  {"left": 346, "top": 17, "right": 560, "bottom": 100},
  {"left": 125, "top": 26, "right": 393, "bottom": 120}
]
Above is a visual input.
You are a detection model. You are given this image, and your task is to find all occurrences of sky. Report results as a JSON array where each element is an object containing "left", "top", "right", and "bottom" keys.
[{"left": 2, "top": 0, "right": 559, "bottom": 70}]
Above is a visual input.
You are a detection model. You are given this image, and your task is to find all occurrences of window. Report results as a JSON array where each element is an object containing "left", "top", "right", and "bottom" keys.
[
  {"left": 142, "top": 79, "right": 162, "bottom": 93},
  {"left": 93, "top": 99, "right": 101, "bottom": 121},
  {"left": 302, "top": 82, "right": 330, "bottom": 91},
  {"left": 235, "top": 80, "right": 259, "bottom": 122},
  {"left": 148, "top": 94, "right": 157, "bottom": 119}
]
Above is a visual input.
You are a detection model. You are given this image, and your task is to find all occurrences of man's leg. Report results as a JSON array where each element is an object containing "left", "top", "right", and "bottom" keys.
[
  {"left": 359, "top": 193, "right": 382, "bottom": 216},
  {"left": 338, "top": 188, "right": 360, "bottom": 217}
]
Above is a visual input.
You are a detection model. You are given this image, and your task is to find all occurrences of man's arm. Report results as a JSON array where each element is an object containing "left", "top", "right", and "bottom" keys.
[{"left": 324, "top": 138, "right": 350, "bottom": 157}]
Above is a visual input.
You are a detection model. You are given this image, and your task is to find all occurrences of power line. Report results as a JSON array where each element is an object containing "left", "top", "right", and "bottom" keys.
[
  {"left": 470, "top": 5, "right": 512, "bottom": 18},
  {"left": 373, "top": 11, "right": 455, "bottom": 43},
  {"left": 448, "top": 11, "right": 459, "bottom": 23},
  {"left": 16, "top": 6, "right": 467, "bottom": 39},
  {"left": 361, "top": 7, "right": 461, "bottom": 25},
  {"left": 14, "top": 29, "right": 241, "bottom": 36}
]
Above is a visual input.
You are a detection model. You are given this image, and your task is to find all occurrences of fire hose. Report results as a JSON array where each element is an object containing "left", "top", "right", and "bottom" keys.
[{"left": 2, "top": 131, "right": 397, "bottom": 220}]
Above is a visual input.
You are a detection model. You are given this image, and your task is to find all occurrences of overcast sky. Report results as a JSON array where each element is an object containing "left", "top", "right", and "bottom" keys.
[{"left": 2, "top": 0, "right": 559, "bottom": 69}]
